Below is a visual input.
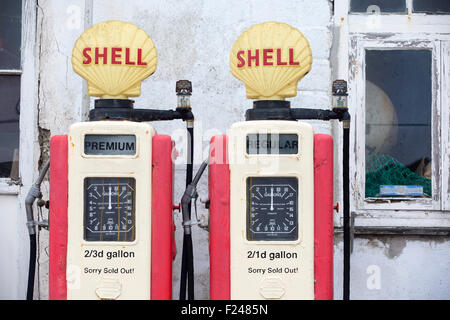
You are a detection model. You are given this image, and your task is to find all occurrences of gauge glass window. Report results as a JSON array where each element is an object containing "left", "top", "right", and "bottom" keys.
[
  {"left": 246, "top": 176, "right": 298, "bottom": 241},
  {"left": 84, "top": 177, "right": 136, "bottom": 242}
]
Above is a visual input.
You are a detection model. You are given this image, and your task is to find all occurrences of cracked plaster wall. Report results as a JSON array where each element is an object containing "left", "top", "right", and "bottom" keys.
[{"left": 24, "top": 0, "right": 450, "bottom": 300}]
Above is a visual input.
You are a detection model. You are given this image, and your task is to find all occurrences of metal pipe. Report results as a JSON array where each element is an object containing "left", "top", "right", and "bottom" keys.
[
  {"left": 24, "top": 159, "right": 50, "bottom": 300},
  {"left": 177, "top": 80, "right": 196, "bottom": 300},
  {"left": 179, "top": 159, "right": 209, "bottom": 301},
  {"left": 343, "top": 120, "right": 351, "bottom": 300},
  {"left": 89, "top": 107, "right": 194, "bottom": 122},
  {"left": 290, "top": 108, "right": 342, "bottom": 121},
  {"left": 180, "top": 125, "right": 193, "bottom": 300}
]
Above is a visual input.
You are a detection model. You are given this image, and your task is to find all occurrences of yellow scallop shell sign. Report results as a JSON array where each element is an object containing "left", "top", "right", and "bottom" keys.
[
  {"left": 230, "top": 22, "right": 312, "bottom": 100},
  {"left": 72, "top": 20, "right": 157, "bottom": 99}
]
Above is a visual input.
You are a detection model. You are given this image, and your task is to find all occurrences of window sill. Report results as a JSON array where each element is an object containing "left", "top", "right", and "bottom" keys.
[
  {"left": 335, "top": 225, "right": 450, "bottom": 236},
  {"left": 0, "top": 180, "right": 21, "bottom": 195},
  {"left": 351, "top": 209, "right": 450, "bottom": 231},
  {"left": 360, "top": 197, "right": 436, "bottom": 211}
]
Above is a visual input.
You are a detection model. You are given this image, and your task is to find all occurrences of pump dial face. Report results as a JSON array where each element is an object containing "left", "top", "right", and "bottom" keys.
[
  {"left": 84, "top": 177, "right": 136, "bottom": 242},
  {"left": 246, "top": 177, "right": 298, "bottom": 241}
]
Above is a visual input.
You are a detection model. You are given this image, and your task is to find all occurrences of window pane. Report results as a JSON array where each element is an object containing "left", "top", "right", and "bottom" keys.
[
  {"left": 0, "top": 0, "right": 22, "bottom": 69},
  {"left": 413, "top": 0, "right": 450, "bottom": 14},
  {"left": 365, "top": 50, "right": 432, "bottom": 198},
  {"left": 350, "top": 0, "right": 407, "bottom": 13},
  {"left": 0, "top": 75, "right": 20, "bottom": 178}
]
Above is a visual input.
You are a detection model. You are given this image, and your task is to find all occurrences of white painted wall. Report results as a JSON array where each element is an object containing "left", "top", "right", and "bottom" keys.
[
  {"left": 0, "top": 195, "right": 21, "bottom": 299},
  {"left": 0, "top": 0, "right": 449, "bottom": 300},
  {"left": 334, "top": 235, "right": 450, "bottom": 300}
]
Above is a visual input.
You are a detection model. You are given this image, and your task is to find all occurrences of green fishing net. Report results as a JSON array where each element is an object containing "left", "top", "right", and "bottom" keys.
[{"left": 365, "top": 153, "right": 431, "bottom": 197}]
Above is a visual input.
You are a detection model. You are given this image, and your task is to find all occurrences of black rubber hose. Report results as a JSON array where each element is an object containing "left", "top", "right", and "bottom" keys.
[
  {"left": 186, "top": 127, "right": 194, "bottom": 190},
  {"left": 180, "top": 125, "right": 195, "bottom": 300},
  {"left": 186, "top": 126, "right": 194, "bottom": 301},
  {"left": 185, "top": 161, "right": 208, "bottom": 301},
  {"left": 24, "top": 160, "right": 50, "bottom": 301},
  {"left": 26, "top": 234, "right": 36, "bottom": 300},
  {"left": 180, "top": 236, "right": 188, "bottom": 300},
  {"left": 186, "top": 234, "right": 194, "bottom": 300},
  {"left": 343, "top": 125, "right": 350, "bottom": 300}
]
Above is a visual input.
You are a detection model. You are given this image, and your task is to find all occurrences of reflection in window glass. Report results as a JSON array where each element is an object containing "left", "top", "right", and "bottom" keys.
[
  {"left": 0, "top": 0, "right": 22, "bottom": 69},
  {"left": 0, "top": 75, "right": 20, "bottom": 178},
  {"left": 350, "top": 0, "right": 406, "bottom": 13},
  {"left": 413, "top": 0, "right": 450, "bottom": 14},
  {"left": 365, "top": 50, "right": 432, "bottom": 198}
]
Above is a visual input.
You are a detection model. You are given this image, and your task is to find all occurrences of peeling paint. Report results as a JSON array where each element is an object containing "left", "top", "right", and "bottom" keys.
[
  {"left": 357, "top": 235, "right": 450, "bottom": 259},
  {"left": 382, "top": 238, "right": 407, "bottom": 259}
]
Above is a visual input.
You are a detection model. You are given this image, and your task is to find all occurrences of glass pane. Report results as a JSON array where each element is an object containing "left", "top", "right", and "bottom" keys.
[
  {"left": 413, "top": 0, "right": 450, "bottom": 14},
  {"left": 0, "top": 75, "right": 20, "bottom": 178},
  {"left": 246, "top": 177, "right": 298, "bottom": 241},
  {"left": 365, "top": 50, "right": 432, "bottom": 198},
  {"left": 0, "top": 0, "right": 22, "bottom": 69},
  {"left": 350, "top": 0, "right": 407, "bottom": 13},
  {"left": 84, "top": 177, "right": 136, "bottom": 242}
]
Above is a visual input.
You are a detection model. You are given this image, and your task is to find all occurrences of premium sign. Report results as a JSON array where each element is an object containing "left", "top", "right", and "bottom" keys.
[{"left": 84, "top": 135, "right": 136, "bottom": 155}]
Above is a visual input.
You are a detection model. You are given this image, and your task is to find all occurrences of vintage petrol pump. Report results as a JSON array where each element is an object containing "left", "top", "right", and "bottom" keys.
[
  {"left": 24, "top": 21, "right": 195, "bottom": 300},
  {"left": 207, "top": 22, "right": 350, "bottom": 300}
]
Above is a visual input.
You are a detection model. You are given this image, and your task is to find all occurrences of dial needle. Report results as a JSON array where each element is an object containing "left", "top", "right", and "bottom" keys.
[
  {"left": 108, "top": 186, "right": 112, "bottom": 210},
  {"left": 270, "top": 187, "right": 274, "bottom": 211}
]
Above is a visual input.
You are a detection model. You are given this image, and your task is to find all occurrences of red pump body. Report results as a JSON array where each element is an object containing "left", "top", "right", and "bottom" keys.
[
  {"left": 48, "top": 134, "right": 175, "bottom": 300},
  {"left": 208, "top": 133, "right": 334, "bottom": 300}
]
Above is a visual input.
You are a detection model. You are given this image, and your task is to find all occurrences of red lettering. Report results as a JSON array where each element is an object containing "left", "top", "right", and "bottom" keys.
[
  {"left": 111, "top": 47, "right": 122, "bottom": 64},
  {"left": 137, "top": 48, "right": 147, "bottom": 66},
  {"left": 248, "top": 49, "right": 259, "bottom": 67},
  {"left": 95, "top": 47, "right": 108, "bottom": 65},
  {"left": 125, "top": 48, "right": 135, "bottom": 65},
  {"left": 81, "top": 47, "right": 149, "bottom": 66},
  {"left": 276, "top": 48, "right": 287, "bottom": 66},
  {"left": 262, "top": 49, "right": 273, "bottom": 66},
  {"left": 82, "top": 47, "right": 92, "bottom": 64},
  {"left": 289, "top": 48, "right": 299, "bottom": 65},
  {"left": 237, "top": 50, "right": 245, "bottom": 68}
]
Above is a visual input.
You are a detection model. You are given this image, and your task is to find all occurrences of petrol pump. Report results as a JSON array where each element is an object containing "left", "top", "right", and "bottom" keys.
[
  {"left": 206, "top": 22, "right": 350, "bottom": 300},
  {"left": 24, "top": 21, "right": 196, "bottom": 300}
]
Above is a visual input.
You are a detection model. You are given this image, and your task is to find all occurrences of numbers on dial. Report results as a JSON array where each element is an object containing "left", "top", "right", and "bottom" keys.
[
  {"left": 246, "top": 177, "right": 298, "bottom": 241},
  {"left": 84, "top": 177, "right": 135, "bottom": 242}
]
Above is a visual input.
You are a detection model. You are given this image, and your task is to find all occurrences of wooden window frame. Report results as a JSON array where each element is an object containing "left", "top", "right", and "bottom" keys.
[
  {"left": 333, "top": 0, "right": 450, "bottom": 229},
  {"left": 0, "top": 0, "right": 38, "bottom": 195}
]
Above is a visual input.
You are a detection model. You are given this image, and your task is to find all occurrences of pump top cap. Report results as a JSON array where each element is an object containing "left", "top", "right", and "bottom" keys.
[
  {"left": 230, "top": 22, "right": 312, "bottom": 101},
  {"left": 72, "top": 20, "right": 157, "bottom": 99}
]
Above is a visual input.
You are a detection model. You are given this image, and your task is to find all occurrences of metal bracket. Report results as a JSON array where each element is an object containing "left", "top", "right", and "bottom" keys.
[{"left": 27, "top": 220, "right": 49, "bottom": 231}]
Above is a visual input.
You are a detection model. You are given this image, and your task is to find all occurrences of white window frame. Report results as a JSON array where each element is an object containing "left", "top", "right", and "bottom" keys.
[
  {"left": 350, "top": 37, "right": 441, "bottom": 211},
  {"left": 442, "top": 42, "right": 450, "bottom": 212},
  {"left": 0, "top": 0, "right": 38, "bottom": 196},
  {"left": 334, "top": 0, "right": 450, "bottom": 229}
]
